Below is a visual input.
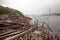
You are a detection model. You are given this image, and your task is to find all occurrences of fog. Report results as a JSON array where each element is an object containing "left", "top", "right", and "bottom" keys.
[
  {"left": 0, "top": 0, "right": 60, "bottom": 15},
  {"left": 0, "top": 0, "right": 60, "bottom": 38}
]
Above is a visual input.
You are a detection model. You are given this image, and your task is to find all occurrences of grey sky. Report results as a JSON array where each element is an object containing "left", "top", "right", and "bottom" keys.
[{"left": 0, "top": 0, "right": 60, "bottom": 15}]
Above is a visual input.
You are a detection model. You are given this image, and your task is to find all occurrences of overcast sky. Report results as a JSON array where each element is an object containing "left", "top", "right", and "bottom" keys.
[{"left": 0, "top": 0, "right": 60, "bottom": 15}]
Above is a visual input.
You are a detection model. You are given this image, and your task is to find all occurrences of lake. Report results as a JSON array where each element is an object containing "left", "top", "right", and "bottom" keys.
[{"left": 28, "top": 15, "right": 60, "bottom": 38}]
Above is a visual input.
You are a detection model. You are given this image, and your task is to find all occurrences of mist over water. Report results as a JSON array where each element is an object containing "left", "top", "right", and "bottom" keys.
[
  {"left": 0, "top": 0, "right": 60, "bottom": 38},
  {"left": 0, "top": 0, "right": 60, "bottom": 15},
  {"left": 29, "top": 15, "right": 60, "bottom": 32},
  {"left": 28, "top": 15, "right": 60, "bottom": 38}
]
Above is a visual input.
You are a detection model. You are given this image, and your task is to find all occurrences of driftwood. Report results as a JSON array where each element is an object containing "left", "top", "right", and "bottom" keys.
[
  {"left": 0, "top": 30, "right": 23, "bottom": 39},
  {"left": 0, "top": 30, "right": 16, "bottom": 36},
  {"left": 0, "top": 15, "right": 59, "bottom": 40},
  {"left": 4, "top": 23, "right": 60, "bottom": 40},
  {"left": 4, "top": 26, "right": 36, "bottom": 40}
]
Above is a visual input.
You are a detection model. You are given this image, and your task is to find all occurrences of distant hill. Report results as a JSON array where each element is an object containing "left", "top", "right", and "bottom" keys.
[
  {"left": 0, "top": 6, "right": 23, "bottom": 16},
  {"left": 43, "top": 13, "right": 60, "bottom": 16}
]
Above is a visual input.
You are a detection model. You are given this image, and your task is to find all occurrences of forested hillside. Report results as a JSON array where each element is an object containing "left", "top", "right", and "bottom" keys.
[{"left": 0, "top": 6, "right": 23, "bottom": 16}]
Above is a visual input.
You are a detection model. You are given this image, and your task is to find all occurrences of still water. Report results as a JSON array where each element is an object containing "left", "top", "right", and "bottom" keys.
[{"left": 29, "top": 15, "right": 60, "bottom": 37}]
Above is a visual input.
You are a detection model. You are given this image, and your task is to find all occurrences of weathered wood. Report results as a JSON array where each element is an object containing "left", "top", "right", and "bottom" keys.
[{"left": 0, "top": 30, "right": 23, "bottom": 39}]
